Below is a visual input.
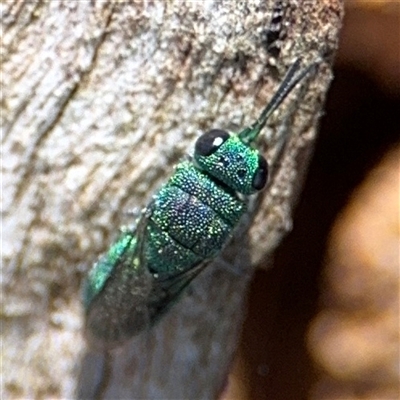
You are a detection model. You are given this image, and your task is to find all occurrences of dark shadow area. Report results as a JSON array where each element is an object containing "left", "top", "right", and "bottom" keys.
[{"left": 239, "top": 66, "right": 400, "bottom": 399}]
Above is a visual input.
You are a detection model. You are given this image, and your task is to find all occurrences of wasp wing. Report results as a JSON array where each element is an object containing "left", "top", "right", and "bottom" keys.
[
  {"left": 145, "top": 259, "right": 211, "bottom": 326},
  {"left": 84, "top": 207, "right": 210, "bottom": 350},
  {"left": 84, "top": 211, "right": 155, "bottom": 350}
]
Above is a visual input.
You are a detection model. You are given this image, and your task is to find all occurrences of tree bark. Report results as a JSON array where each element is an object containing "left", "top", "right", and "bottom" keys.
[{"left": 2, "top": 1, "right": 343, "bottom": 398}]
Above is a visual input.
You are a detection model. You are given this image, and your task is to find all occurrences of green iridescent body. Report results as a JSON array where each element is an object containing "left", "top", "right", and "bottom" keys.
[
  {"left": 84, "top": 59, "right": 315, "bottom": 349},
  {"left": 146, "top": 161, "right": 247, "bottom": 273}
]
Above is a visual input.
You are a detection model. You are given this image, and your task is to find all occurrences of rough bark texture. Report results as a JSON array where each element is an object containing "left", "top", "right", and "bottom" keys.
[{"left": 2, "top": 1, "right": 343, "bottom": 399}]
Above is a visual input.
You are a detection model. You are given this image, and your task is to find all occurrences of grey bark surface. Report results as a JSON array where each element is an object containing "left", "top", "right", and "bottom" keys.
[{"left": 2, "top": 1, "right": 343, "bottom": 399}]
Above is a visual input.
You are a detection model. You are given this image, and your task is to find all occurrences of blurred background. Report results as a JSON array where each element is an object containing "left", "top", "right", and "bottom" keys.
[{"left": 224, "top": 1, "right": 400, "bottom": 399}]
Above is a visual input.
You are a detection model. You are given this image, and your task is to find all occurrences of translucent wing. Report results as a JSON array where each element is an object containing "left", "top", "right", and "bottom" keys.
[
  {"left": 84, "top": 207, "right": 209, "bottom": 350},
  {"left": 84, "top": 212, "right": 154, "bottom": 349},
  {"left": 145, "top": 259, "right": 210, "bottom": 326}
]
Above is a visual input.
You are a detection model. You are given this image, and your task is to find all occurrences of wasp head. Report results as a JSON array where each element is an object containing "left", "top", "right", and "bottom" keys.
[{"left": 194, "top": 129, "right": 268, "bottom": 195}]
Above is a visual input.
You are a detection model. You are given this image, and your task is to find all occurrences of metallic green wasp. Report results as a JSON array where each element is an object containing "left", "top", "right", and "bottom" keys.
[{"left": 83, "top": 59, "right": 315, "bottom": 350}]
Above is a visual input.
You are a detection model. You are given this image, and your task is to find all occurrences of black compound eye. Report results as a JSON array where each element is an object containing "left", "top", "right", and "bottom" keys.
[
  {"left": 252, "top": 155, "right": 269, "bottom": 190},
  {"left": 195, "top": 129, "right": 230, "bottom": 157}
]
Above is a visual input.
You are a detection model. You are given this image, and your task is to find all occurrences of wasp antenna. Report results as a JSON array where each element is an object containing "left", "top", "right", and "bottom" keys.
[{"left": 239, "top": 59, "right": 318, "bottom": 144}]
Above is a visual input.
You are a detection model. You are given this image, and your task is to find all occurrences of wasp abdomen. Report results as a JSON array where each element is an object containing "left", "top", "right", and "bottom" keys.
[{"left": 144, "top": 162, "right": 246, "bottom": 274}]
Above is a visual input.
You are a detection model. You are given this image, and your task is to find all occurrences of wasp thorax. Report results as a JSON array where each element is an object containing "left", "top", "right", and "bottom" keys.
[{"left": 194, "top": 130, "right": 269, "bottom": 195}]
